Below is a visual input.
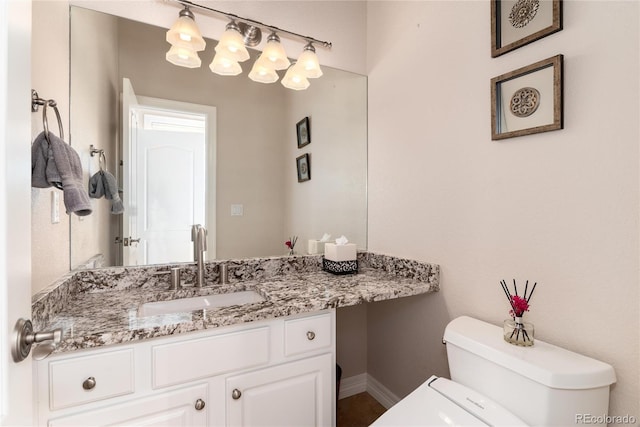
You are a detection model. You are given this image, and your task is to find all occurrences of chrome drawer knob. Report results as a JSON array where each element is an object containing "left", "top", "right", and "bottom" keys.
[
  {"left": 82, "top": 376, "right": 96, "bottom": 390},
  {"left": 306, "top": 331, "right": 316, "bottom": 341},
  {"left": 232, "top": 389, "right": 242, "bottom": 400},
  {"left": 195, "top": 399, "right": 206, "bottom": 411}
]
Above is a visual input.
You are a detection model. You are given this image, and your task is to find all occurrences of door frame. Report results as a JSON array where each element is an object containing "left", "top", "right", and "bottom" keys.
[
  {"left": 126, "top": 95, "right": 217, "bottom": 261},
  {"left": 1, "top": 0, "right": 34, "bottom": 424}
]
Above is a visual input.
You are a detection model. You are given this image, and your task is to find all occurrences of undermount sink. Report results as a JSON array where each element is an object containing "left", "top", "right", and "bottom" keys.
[{"left": 138, "top": 290, "right": 266, "bottom": 317}]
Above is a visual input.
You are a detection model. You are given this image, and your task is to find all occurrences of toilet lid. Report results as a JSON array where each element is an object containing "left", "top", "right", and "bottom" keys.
[{"left": 371, "top": 376, "right": 527, "bottom": 427}]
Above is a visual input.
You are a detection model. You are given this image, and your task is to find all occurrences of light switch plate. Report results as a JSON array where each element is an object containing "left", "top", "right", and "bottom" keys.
[
  {"left": 231, "top": 204, "right": 244, "bottom": 216},
  {"left": 51, "top": 191, "right": 60, "bottom": 224}
]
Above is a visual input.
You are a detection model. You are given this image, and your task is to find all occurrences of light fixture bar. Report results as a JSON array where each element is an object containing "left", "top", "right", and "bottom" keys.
[{"left": 172, "top": 0, "right": 333, "bottom": 49}]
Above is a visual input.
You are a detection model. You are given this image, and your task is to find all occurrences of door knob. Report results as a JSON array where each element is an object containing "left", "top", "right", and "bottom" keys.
[
  {"left": 12, "top": 318, "right": 62, "bottom": 362},
  {"left": 231, "top": 389, "right": 242, "bottom": 400},
  {"left": 122, "top": 237, "right": 141, "bottom": 246}
]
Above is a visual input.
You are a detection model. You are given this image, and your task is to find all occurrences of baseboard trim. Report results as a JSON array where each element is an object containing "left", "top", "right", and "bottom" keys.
[
  {"left": 366, "top": 374, "right": 401, "bottom": 409},
  {"left": 338, "top": 373, "right": 401, "bottom": 410},
  {"left": 338, "top": 373, "right": 367, "bottom": 400}
]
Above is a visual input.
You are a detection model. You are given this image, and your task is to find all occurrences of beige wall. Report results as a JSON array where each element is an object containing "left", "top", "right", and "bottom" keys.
[
  {"left": 31, "top": 1, "right": 71, "bottom": 293},
  {"left": 337, "top": 304, "right": 368, "bottom": 378},
  {"left": 283, "top": 66, "right": 368, "bottom": 252},
  {"left": 366, "top": 0, "right": 639, "bottom": 416},
  {"left": 69, "top": 7, "right": 119, "bottom": 269}
]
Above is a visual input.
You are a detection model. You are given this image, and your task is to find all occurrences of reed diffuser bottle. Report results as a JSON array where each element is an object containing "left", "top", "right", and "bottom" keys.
[{"left": 500, "top": 279, "right": 537, "bottom": 347}]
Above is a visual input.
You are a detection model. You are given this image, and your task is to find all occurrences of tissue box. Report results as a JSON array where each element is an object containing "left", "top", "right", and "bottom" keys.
[
  {"left": 323, "top": 258, "right": 358, "bottom": 275},
  {"left": 308, "top": 240, "right": 326, "bottom": 255},
  {"left": 324, "top": 243, "right": 357, "bottom": 262}
]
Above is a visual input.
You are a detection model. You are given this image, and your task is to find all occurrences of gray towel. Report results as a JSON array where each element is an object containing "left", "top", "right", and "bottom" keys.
[
  {"left": 31, "top": 132, "right": 62, "bottom": 189},
  {"left": 31, "top": 131, "right": 92, "bottom": 216},
  {"left": 89, "top": 170, "right": 124, "bottom": 215}
]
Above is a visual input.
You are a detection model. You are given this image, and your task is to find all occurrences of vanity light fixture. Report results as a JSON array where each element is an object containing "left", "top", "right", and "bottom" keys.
[
  {"left": 258, "top": 33, "right": 290, "bottom": 71},
  {"left": 248, "top": 58, "right": 280, "bottom": 83},
  {"left": 209, "top": 53, "right": 242, "bottom": 76},
  {"left": 281, "top": 63, "right": 310, "bottom": 91},
  {"left": 167, "top": 0, "right": 332, "bottom": 90},
  {"left": 249, "top": 32, "right": 288, "bottom": 84},
  {"left": 166, "top": 45, "right": 202, "bottom": 68},
  {"left": 215, "top": 20, "right": 251, "bottom": 62},
  {"left": 296, "top": 43, "right": 323, "bottom": 78},
  {"left": 166, "top": 6, "right": 206, "bottom": 50},
  {"left": 166, "top": 5, "right": 206, "bottom": 68}
]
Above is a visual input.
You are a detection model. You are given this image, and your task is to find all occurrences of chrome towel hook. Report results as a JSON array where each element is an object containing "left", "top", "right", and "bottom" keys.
[
  {"left": 31, "top": 89, "right": 64, "bottom": 142},
  {"left": 90, "top": 145, "right": 107, "bottom": 171}
]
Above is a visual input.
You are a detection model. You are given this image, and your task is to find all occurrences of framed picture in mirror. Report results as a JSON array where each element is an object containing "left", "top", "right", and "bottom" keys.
[
  {"left": 491, "top": 54, "right": 563, "bottom": 140},
  {"left": 296, "top": 153, "right": 311, "bottom": 182},
  {"left": 491, "top": 0, "right": 562, "bottom": 57},
  {"left": 297, "top": 117, "right": 310, "bottom": 148}
]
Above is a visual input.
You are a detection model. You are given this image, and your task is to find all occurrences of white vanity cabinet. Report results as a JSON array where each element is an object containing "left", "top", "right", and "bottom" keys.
[
  {"left": 226, "top": 313, "right": 334, "bottom": 427},
  {"left": 226, "top": 354, "right": 332, "bottom": 427},
  {"left": 34, "top": 310, "right": 335, "bottom": 427}
]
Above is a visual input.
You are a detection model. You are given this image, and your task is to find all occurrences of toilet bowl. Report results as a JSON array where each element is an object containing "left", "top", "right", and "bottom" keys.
[{"left": 371, "top": 316, "right": 616, "bottom": 426}]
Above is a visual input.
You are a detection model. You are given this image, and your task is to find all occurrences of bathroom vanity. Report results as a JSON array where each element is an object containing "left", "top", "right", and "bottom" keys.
[
  {"left": 31, "top": 253, "right": 439, "bottom": 426},
  {"left": 34, "top": 311, "right": 334, "bottom": 426}
]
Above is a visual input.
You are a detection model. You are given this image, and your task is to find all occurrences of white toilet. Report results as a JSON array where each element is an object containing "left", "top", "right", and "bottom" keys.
[{"left": 372, "top": 316, "right": 616, "bottom": 426}]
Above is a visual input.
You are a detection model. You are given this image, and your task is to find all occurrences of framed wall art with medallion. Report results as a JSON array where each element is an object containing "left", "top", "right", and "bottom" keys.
[
  {"left": 296, "top": 153, "right": 311, "bottom": 182},
  {"left": 491, "top": 54, "right": 563, "bottom": 140},
  {"left": 491, "top": 0, "right": 563, "bottom": 57},
  {"left": 296, "top": 116, "right": 310, "bottom": 148}
]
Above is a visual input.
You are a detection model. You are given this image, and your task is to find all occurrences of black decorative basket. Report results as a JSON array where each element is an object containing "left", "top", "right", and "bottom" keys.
[{"left": 323, "top": 258, "right": 358, "bottom": 275}]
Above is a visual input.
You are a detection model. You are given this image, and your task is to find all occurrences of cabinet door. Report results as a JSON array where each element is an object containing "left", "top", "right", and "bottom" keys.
[
  {"left": 48, "top": 384, "right": 208, "bottom": 427},
  {"left": 226, "top": 354, "right": 332, "bottom": 427}
]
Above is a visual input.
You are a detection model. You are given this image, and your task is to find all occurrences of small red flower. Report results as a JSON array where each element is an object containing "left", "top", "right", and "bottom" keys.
[
  {"left": 510, "top": 295, "right": 530, "bottom": 317},
  {"left": 285, "top": 240, "right": 292, "bottom": 249}
]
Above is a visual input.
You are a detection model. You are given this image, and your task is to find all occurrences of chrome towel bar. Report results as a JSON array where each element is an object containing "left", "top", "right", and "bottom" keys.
[{"left": 31, "top": 89, "right": 64, "bottom": 142}]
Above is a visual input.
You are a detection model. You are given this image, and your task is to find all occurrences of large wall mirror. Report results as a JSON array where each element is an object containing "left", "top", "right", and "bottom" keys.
[{"left": 69, "top": 6, "right": 368, "bottom": 270}]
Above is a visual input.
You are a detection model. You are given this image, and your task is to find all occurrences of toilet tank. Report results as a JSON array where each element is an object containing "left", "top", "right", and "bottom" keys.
[{"left": 443, "top": 316, "right": 616, "bottom": 427}]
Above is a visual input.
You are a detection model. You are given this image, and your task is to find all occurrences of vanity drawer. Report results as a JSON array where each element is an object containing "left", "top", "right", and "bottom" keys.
[
  {"left": 49, "top": 349, "right": 134, "bottom": 410},
  {"left": 284, "top": 313, "right": 332, "bottom": 356},
  {"left": 152, "top": 326, "right": 270, "bottom": 388}
]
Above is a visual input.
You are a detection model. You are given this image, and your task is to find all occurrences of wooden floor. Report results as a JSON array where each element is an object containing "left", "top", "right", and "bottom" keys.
[{"left": 337, "top": 392, "right": 387, "bottom": 427}]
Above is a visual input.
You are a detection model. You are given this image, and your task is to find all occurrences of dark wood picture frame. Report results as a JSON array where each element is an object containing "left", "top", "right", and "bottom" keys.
[
  {"left": 296, "top": 153, "right": 311, "bottom": 182},
  {"left": 491, "top": 0, "right": 562, "bottom": 57},
  {"left": 296, "top": 117, "right": 310, "bottom": 148},
  {"left": 491, "top": 54, "right": 563, "bottom": 140}
]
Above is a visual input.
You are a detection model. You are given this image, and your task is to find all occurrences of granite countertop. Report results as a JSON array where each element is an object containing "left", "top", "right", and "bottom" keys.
[{"left": 33, "top": 253, "right": 439, "bottom": 354}]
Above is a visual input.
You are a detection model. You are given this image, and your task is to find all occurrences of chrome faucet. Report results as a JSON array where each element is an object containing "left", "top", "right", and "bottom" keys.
[{"left": 191, "top": 224, "right": 207, "bottom": 287}]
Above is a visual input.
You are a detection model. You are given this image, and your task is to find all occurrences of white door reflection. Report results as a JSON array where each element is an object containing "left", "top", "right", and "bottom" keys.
[{"left": 125, "top": 94, "right": 208, "bottom": 265}]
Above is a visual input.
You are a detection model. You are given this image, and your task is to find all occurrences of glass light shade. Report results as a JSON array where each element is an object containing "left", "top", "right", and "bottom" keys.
[
  {"left": 166, "top": 45, "right": 201, "bottom": 68},
  {"left": 296, "top": 49, "right": 323, "bottom": 78},
  {"left": 166, "top": 16, "right": 206, "bottom": 51},
  {"left": 209, "top": 53, "right": 242, "bottom": 76},
  {"left": 259, "top": 40, "right": 290, "bottom": 70},
  {"left": 248, "top": 58, "right": 279, "bottom": 83},
  {"left": 215, "top": 28, "right": 250, "bottom": 62},
  {"left": 281, "top": 64, "right": 310, "bottom": 90}
]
